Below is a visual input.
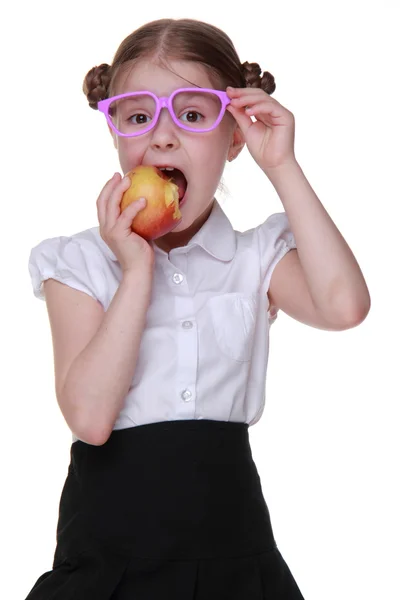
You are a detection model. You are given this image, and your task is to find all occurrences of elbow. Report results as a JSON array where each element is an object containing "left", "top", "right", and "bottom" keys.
[
  {"left": 343, "top": 295, "right": 371, "bottom": 328},
  {"left": 328, "top": 287, "right": 371, "bottom": 330},
  {"left": 58, "top": 385, "right": 116, "bottom": 446},
  {"left": 74, "top": 420, "right": 112, "bottom": 446},
  {"left": 60, "top": 396, "right": 112, "bottom": 446}
]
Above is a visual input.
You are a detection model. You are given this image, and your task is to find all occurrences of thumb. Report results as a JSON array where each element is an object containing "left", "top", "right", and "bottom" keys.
[
  {"left": 129, "top": 197, "right": 147, "bottom": 210},
  {"left": 226, "top": 104, "right": 253, "bottom": 137},
  {"left": 121, "top": 196, "right": 146, "bottom": 216}
]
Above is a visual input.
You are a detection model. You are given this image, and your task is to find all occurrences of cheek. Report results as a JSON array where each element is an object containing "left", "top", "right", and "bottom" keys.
[
  {"left": 193, "top": 149, "right": 228, "bottom": 189},
  {"left": 206, "top": 140, "right": 231, "bottom": 172},
  {"left": 196, "top": 130, "right": 231, "bottom": 161},
  {"left": 116, "top": 140, "right": 145, "bottom": 173}
]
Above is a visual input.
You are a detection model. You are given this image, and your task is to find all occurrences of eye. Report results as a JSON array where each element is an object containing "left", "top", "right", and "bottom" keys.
[
  {"left": 180, "top": 111, "right": 204, "bottom": 123},
  {"left": 129, "top": 113, "right": 152, "bottom": 125}
]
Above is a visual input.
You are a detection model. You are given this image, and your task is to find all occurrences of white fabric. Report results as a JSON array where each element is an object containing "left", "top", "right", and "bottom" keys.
[{"left": 28, "top": 200, "right": 296, "bottom": 442}]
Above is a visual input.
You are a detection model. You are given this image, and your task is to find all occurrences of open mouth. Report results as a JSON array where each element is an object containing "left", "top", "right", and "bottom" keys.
[{"left": 157, "top": 166, "right": 188, "bottom": 207}]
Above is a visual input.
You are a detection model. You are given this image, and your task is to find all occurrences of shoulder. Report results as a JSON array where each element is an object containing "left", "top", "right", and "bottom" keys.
[
  {"left": 234, "top": 211, "right": 294, "bottom": 249},
  {"left": 79, "top": 226, "right": 118, "bottom": 262},
  {"left": 28, "top": 225, "right": 113, "bottom": 306},
  {"left": 231, "top": 211, "right": 296, "bottom": 324},
  {"left": 29, "top": 225, "right": 115, "bottom": 265},
  {"left": 236, "top": 210, "right": 296, "bottom": 283}
]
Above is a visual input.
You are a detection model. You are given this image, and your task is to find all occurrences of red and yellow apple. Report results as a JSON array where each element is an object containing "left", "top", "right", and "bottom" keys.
[{"left": 120, "top": 165, "right": 185, "bottom": 240}]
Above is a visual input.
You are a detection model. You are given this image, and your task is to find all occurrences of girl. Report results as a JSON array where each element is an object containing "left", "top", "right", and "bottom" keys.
[{"left": 25, "top": 18, "right": 370, "bottom": 600}]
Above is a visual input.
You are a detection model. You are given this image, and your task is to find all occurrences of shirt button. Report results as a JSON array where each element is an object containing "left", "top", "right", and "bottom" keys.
[
  {"left": 182, "top": 320, "right": 193, "bottom": 329},
  {"left": 181, "top": 389, "right": 192, "bottom": 402},
  {"left": 172, "top": 273, "right": 184, "bottom": 284}
]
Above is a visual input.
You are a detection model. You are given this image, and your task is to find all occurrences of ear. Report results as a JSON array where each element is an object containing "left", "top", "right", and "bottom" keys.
[{"left": 227, "top": 123, "right": 245, "bottom": 162}]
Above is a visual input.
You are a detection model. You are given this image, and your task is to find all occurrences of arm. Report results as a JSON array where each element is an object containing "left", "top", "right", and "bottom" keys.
[
  {"left": 268, "top": 249, "right": 359, "bottom": 331},
  {"left": 226, "top": 87, "right": 370, "bottom": 325},
  {"left": 266, "top": 161, "right": 371, "bottom": 325},
  {"left": 45, "top": 265, "right": 153, "bottom": 446}
]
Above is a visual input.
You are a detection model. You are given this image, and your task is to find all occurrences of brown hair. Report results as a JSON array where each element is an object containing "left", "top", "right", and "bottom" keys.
[{"left": 82, "top": 19, "right": 276, "bottom": 110}]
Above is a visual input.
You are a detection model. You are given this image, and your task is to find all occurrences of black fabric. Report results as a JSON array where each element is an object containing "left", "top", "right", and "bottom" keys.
[{"left": 25, "top": 419, "right": 305, "bottom": 599}]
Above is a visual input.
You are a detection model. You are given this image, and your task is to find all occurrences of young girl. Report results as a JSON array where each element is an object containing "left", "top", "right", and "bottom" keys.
[{"left": 25, "top": 18, "right": 370, "bottom": 600}]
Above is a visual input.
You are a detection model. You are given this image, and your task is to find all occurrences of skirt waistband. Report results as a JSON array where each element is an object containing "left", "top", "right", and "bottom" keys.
[{"left": 54, "top": 420, "right": 276, "bottom": 566}]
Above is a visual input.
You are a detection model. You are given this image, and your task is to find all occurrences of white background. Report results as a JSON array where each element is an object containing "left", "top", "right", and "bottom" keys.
[{"left": 1, "top": 1, "right": 399, "bottom": 599}]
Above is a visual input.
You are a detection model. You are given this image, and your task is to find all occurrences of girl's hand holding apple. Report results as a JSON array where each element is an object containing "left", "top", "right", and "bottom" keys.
[{"left": 97, "top": 172, "right": 155, "bottom": 273}]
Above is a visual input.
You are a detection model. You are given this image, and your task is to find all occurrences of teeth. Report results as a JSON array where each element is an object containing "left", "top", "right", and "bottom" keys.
[{"left": 159, "top": 167, "right": 174, "bottom": 171}]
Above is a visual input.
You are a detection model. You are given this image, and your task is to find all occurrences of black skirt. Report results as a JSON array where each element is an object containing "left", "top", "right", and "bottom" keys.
[{"left": 25, "top": 419, "right": 305, "bottom": 599}]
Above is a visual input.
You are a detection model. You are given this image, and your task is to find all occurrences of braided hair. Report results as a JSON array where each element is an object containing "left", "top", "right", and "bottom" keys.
[
  {"left": 82, "top": 19, "right": 276, "bottom": 110},
  {"left": 241, "top": 61, "right": 276, "bottom": 95}
]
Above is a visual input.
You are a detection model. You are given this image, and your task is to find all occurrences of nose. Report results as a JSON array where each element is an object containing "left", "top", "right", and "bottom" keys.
[{"left": 150, "top": 107, "right": 180, "bottom": 151}]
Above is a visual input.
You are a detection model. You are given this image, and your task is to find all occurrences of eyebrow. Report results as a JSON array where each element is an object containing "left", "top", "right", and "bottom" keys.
[
  {"left": 116, "top": 95, "right": 155, "bottom": 107},
  {"left": 172, "top": 90, "right": 220, "bottom": 103},
  {"left": 117, "top": 88, "right": 217, "bottom": 99}
]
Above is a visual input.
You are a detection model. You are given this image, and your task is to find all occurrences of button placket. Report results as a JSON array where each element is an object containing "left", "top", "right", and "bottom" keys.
[
  {"left": 167, "top": 264, "right": 198, "bottom": 417},
  {"left": 173, "top": 290, "right": 197, "bottom": 418},
  {"left": 180, "top": 318, "right": 195, "bottom": 404}
]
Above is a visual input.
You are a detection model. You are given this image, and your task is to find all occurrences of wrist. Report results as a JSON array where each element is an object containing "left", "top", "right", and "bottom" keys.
[
  {"left": 122, "top": 261, "right": 154, "bottom": 282},
  {"left": 262, "top": 157, "right": 300, "bottom": 179}
]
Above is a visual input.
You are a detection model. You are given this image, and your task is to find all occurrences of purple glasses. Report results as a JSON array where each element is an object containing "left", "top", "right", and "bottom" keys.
[{"left": 97, "top": 88, "right": 231, "bottom": 137}]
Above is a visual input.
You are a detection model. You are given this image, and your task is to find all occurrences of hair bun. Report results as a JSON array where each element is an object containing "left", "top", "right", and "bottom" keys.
[
  {"left": 241, "top": 61, "right": 276, "bottom": 95},
  {"left": 82, "top": 63, "right": 112, "bottom": 110}
]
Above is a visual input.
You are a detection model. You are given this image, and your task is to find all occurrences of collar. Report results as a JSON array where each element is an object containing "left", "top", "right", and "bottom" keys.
[{"left": 96, "top": 199, "right": 236, "bottom": 263}]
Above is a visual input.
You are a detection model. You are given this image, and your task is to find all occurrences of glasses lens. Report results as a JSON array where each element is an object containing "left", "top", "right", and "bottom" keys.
[
  {"left": 172, "top": 91, "right": 223, "bottom": 131},
  {"left": 108, "top": 94, "right": 157, "bottom": 135}
]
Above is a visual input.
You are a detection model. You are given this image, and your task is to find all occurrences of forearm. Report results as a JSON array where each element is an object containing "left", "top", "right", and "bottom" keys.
[
  {"left": 264, "top": 160, "right": 371, "bottom": 319},
  {"left": 61, "top": 266, "right": 153, "bottom": 445}
]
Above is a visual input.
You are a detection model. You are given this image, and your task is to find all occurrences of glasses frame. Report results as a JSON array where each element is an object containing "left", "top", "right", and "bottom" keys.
[{"left": 97, "top": 87, "right": 231, "bottom": 137}]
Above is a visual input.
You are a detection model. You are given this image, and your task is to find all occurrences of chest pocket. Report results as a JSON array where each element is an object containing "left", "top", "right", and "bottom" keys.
[{"left": 207, "top": 292, "right": 257, "bottom": 362}]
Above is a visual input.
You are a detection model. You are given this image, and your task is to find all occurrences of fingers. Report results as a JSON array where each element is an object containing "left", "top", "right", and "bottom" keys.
[
  {"left": 227, "top": 86, "right": 269, "bottom": 94},
  {"left": 226, "top": 86, "right": 268, "bottom": 100},
  {"left": 226, "top": 104, "right": 253, "bottom": 135},
  {"left": 242, "top": 102, "right": 275, "bottom": 117},
  {"left": 97, "top": 173, "right": 147, "bottom": 242},
  {"left": 106, "top": 175, "right": 132, "bottom": 228},
  {"left": 119, "top": 197, "right": 147, "bottom": 226},
  {"left": 228, "top": 91, "right": 270, "bottom": 109}
]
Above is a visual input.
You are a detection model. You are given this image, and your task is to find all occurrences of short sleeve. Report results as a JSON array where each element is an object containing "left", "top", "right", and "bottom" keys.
[
  {"left": 28, "top": 235, "right": 107, "bottom": 308},
  {"left": 256, "top": 211, "right": 297, "bottom": 323}
]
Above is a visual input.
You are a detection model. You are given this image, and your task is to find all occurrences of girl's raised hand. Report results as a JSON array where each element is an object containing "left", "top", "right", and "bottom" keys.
[
  {"left": 97, "top": 173, "right": 155, "bottom": 273},
  {"left": 226, "top": 87, "right": 297, "bottom": 173}
]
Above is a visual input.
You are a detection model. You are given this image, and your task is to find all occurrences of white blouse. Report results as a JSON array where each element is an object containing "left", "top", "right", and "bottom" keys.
[{"left": 28, "top": 200, "right": 297, "bottom": 443}]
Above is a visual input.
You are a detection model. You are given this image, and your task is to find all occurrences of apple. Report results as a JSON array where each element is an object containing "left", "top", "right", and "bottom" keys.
[{"left": 120, "top": 165, "right": 186, "bottom": 240}]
